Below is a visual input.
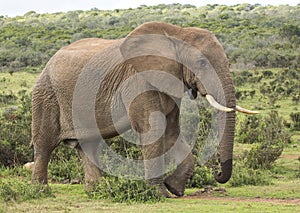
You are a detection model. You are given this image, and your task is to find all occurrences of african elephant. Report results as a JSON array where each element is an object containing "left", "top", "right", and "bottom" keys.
[{"left": 31, "top": 22, "right": 257, "bottom": 197}]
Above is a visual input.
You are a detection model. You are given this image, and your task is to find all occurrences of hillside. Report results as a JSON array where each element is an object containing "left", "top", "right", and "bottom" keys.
[{"left": 0, "top": 4, "right": 299, "bottom": 73}]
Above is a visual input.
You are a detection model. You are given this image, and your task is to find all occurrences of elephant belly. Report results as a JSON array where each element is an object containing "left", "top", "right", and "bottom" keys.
[{"left": 96, "top": 113, "right": 131, "bottom": 139}]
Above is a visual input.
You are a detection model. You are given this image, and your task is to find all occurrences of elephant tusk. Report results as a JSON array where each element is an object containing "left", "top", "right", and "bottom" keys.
[
  {"left": 236, "top": 105, "right": 259, "bottom": 114},
  {"left": 205, "top": 95, "right": 234, "bottom": 112}
]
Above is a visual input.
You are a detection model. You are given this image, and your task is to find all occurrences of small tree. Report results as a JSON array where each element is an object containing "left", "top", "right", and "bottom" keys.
[{"left": 244, "top": 111, "right": 290, "bottom": 169}]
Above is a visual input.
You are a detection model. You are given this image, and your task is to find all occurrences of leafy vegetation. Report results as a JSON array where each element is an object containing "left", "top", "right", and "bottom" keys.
[
  {"left": 243, "top": 111, "right": 290, "bottom": 169},
  {"left": 229, "top": 162, "right": 271, "bottom": 187},
  {"left": 48, "top": 144, "right": 84, "bottom": 183},
  {"left": 88, "top": 177, "right": 164, "bottom": 203},
  {"left": 0, "top": 93, "right": 32, "bottom": 167}
]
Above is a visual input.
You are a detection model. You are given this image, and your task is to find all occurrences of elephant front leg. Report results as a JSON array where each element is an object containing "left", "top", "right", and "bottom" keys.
[
  {"left": 164, "top": 152, "right": 194, "bottom": 197},
  {"left": 142, "top": 140, "right": 171, "bottom": 198},
  {"left": 129, "top": 98, "right": 171, "bottom": 197},
  {"left": 163, "top": 107, "right": 195, "bottom": 197}
]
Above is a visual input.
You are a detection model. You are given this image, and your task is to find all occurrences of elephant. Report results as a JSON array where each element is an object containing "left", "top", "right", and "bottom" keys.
[{"left": 30, "top": 21, "right": 257, "bottom": 197}]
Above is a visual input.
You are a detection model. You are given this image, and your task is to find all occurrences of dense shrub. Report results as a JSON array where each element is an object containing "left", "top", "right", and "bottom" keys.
[
  {"left": 229, "top": 160, "right": 271, "bottom": 187},
  {"left": 262, "top": 70, "right": 273, "bottom": 77},
  {"left": 238, "top": 111, "right": 290, "bottom": 169},
  {"left": 105, "top": 134, "right": 142, "bottom": 160},
  {"left": 280, "top": 24, "right": 300, "bottom": 39},
  {"left": 237, "top": 111, "right": 290, "bottom": 144},
  {"left": 187, "top": 166, "right": 216, "bottom": 188},
  {"left": 0, "top": 93, "right": 32, "bottom": 167},
  {"left": 48, "top": 144, "right": 84, "bottom": 183},
  {"left": 186, "top": 104, "right": 220, "bottom": 188},
  {"left": 237, "top": 115, "right": 263, "bottom": 144},
  {"left": 188, "top": 106, "right": 291, "bottom": 187},
  {"left": 245, "top": 142, "right": 284, "bottom": 170},
  {"left": 87, "top": 177, "right": 164, "bottom": 203}
]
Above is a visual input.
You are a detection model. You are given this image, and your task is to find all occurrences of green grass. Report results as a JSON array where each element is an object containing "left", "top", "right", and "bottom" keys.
[
  {"left": 226, "top": 180, "right": 300, "bottom": 199},
  {"left": 0, "top": 72, "right": 38, "bottom": 93},
  {"left": 0, "top": 72, "right": 39, "bottom": 109},
  {"left": 235, "top": 68, "right": 299, "bottom": 118},
  {"left": 1, "top": 183, "right": 299, "bottom": 213}
]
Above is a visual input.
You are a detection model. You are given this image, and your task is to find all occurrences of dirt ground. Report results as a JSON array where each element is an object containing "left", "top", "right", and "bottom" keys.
[
  {"left": 180, "top": 187, "right": 300, "bottom": 205},
  {"left": 182, "top": 195, "right": 300, "bottom": 205}
]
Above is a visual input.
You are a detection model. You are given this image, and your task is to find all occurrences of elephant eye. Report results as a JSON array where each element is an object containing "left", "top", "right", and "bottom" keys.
[{"left": 199, "top": 58, "right": 208, "bottom": 67}]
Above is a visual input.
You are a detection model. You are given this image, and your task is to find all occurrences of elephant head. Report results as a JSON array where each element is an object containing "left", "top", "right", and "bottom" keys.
[{"left": 120, "top": 22, "right": 257, "bottom": 184}]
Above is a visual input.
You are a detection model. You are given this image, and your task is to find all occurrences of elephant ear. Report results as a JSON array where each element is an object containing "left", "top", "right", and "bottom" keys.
[
  {"left": 120, "top": 22, "right": 185, "bottom": 98},
  {"left": 120, "top": 22, "right": 181, "bottom": 63}
]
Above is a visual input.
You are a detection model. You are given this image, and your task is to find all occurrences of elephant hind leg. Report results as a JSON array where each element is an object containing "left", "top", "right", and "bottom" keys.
[
  {"left": 76, "top": 141, "right": 102, "bottom": 191},
  {"left": 31, "top": 77, "right": 61, "bottom": 184}
]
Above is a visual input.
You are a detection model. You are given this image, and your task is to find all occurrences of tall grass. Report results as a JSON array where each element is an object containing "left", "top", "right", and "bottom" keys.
[{"left": 0, "top": 179, "right": 53, "bottom": 202}]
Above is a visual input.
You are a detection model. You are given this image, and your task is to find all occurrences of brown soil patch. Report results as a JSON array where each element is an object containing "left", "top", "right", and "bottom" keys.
[
  {"left": 177, "top": 187, "right": 300, "bottom": 205},
  {"left": 280, "top": 154, "right": 299, "bottom": 160},
  {"left": 182, "top": 195, "right": 300, "bottom": 205}
]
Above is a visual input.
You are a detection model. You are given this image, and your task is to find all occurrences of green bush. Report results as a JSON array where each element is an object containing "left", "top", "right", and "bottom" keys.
[
  {"left": 229, "top": 161, "right": 271, "bottom": 187},
  {"left": 87, "top": 177, "right": 164, "bottom": 203},
  {"left": 0, "top": 179, "right": 53, "bottom": 202},
  {"left": 237, "top": 115, "right": 263, "bottom": 144},
  {"left": 187, "top": 166, "right": 216, "bottom": 188},
  {"left": 0, "top": 93, "right": 32, "bottom": 167},
  {"left": 186, "top": 104, "right": 220, "bottom": 188},
  {"left": 105, "top": 134, "right": 142, "bottom": 160},
  {"left": 262, "top": 70, "right": 274, "bottom": 77},
  {"left": 229, "top": 111, "right": 291, "bottom": 186},
  {"left": 245, "top": 142, "right": 284, "bottom": 169},
  {"left": 48, "top": 144, "right": 84, "bottom": 183},
  {"left": 238, "top": 111, "right": 290, "bottom": 169}
]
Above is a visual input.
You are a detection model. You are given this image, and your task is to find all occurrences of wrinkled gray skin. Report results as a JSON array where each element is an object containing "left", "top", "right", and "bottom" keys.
[{"left": 31, "top": 22, "right": 236, "bottom": 197}]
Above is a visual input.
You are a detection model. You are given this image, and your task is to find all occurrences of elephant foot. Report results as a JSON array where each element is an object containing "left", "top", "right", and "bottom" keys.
[
  {"left": 147, "top": 178, "right": 172, "bottom": 198},
  {"left": 164, "top": 175, "right": 185, "bottom": 197},
  {"left": 158, "top": 184, "right": 172, "bottom": 198},
  {"left": 164, "top": 154, "right": 195, "bottom": 197}
]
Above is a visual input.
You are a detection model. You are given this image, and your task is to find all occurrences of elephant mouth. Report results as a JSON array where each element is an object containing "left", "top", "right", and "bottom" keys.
[
  {"left": 188, "top": 89, "right": 198, "bottom": 100},
  {"left": 204, "top": 94, "right": 259, "bottom": 114}
]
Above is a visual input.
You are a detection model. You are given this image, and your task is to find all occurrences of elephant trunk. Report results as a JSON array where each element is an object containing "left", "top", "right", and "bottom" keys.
[
  {"left": 213, "top": 76, "right": 236, "bottom": 184},
  {"left": 196, "top": 68, "right": 236, "bottom": 184},
  {"left": 214, "top": 109, "right": 235, "bottom": 183}
]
